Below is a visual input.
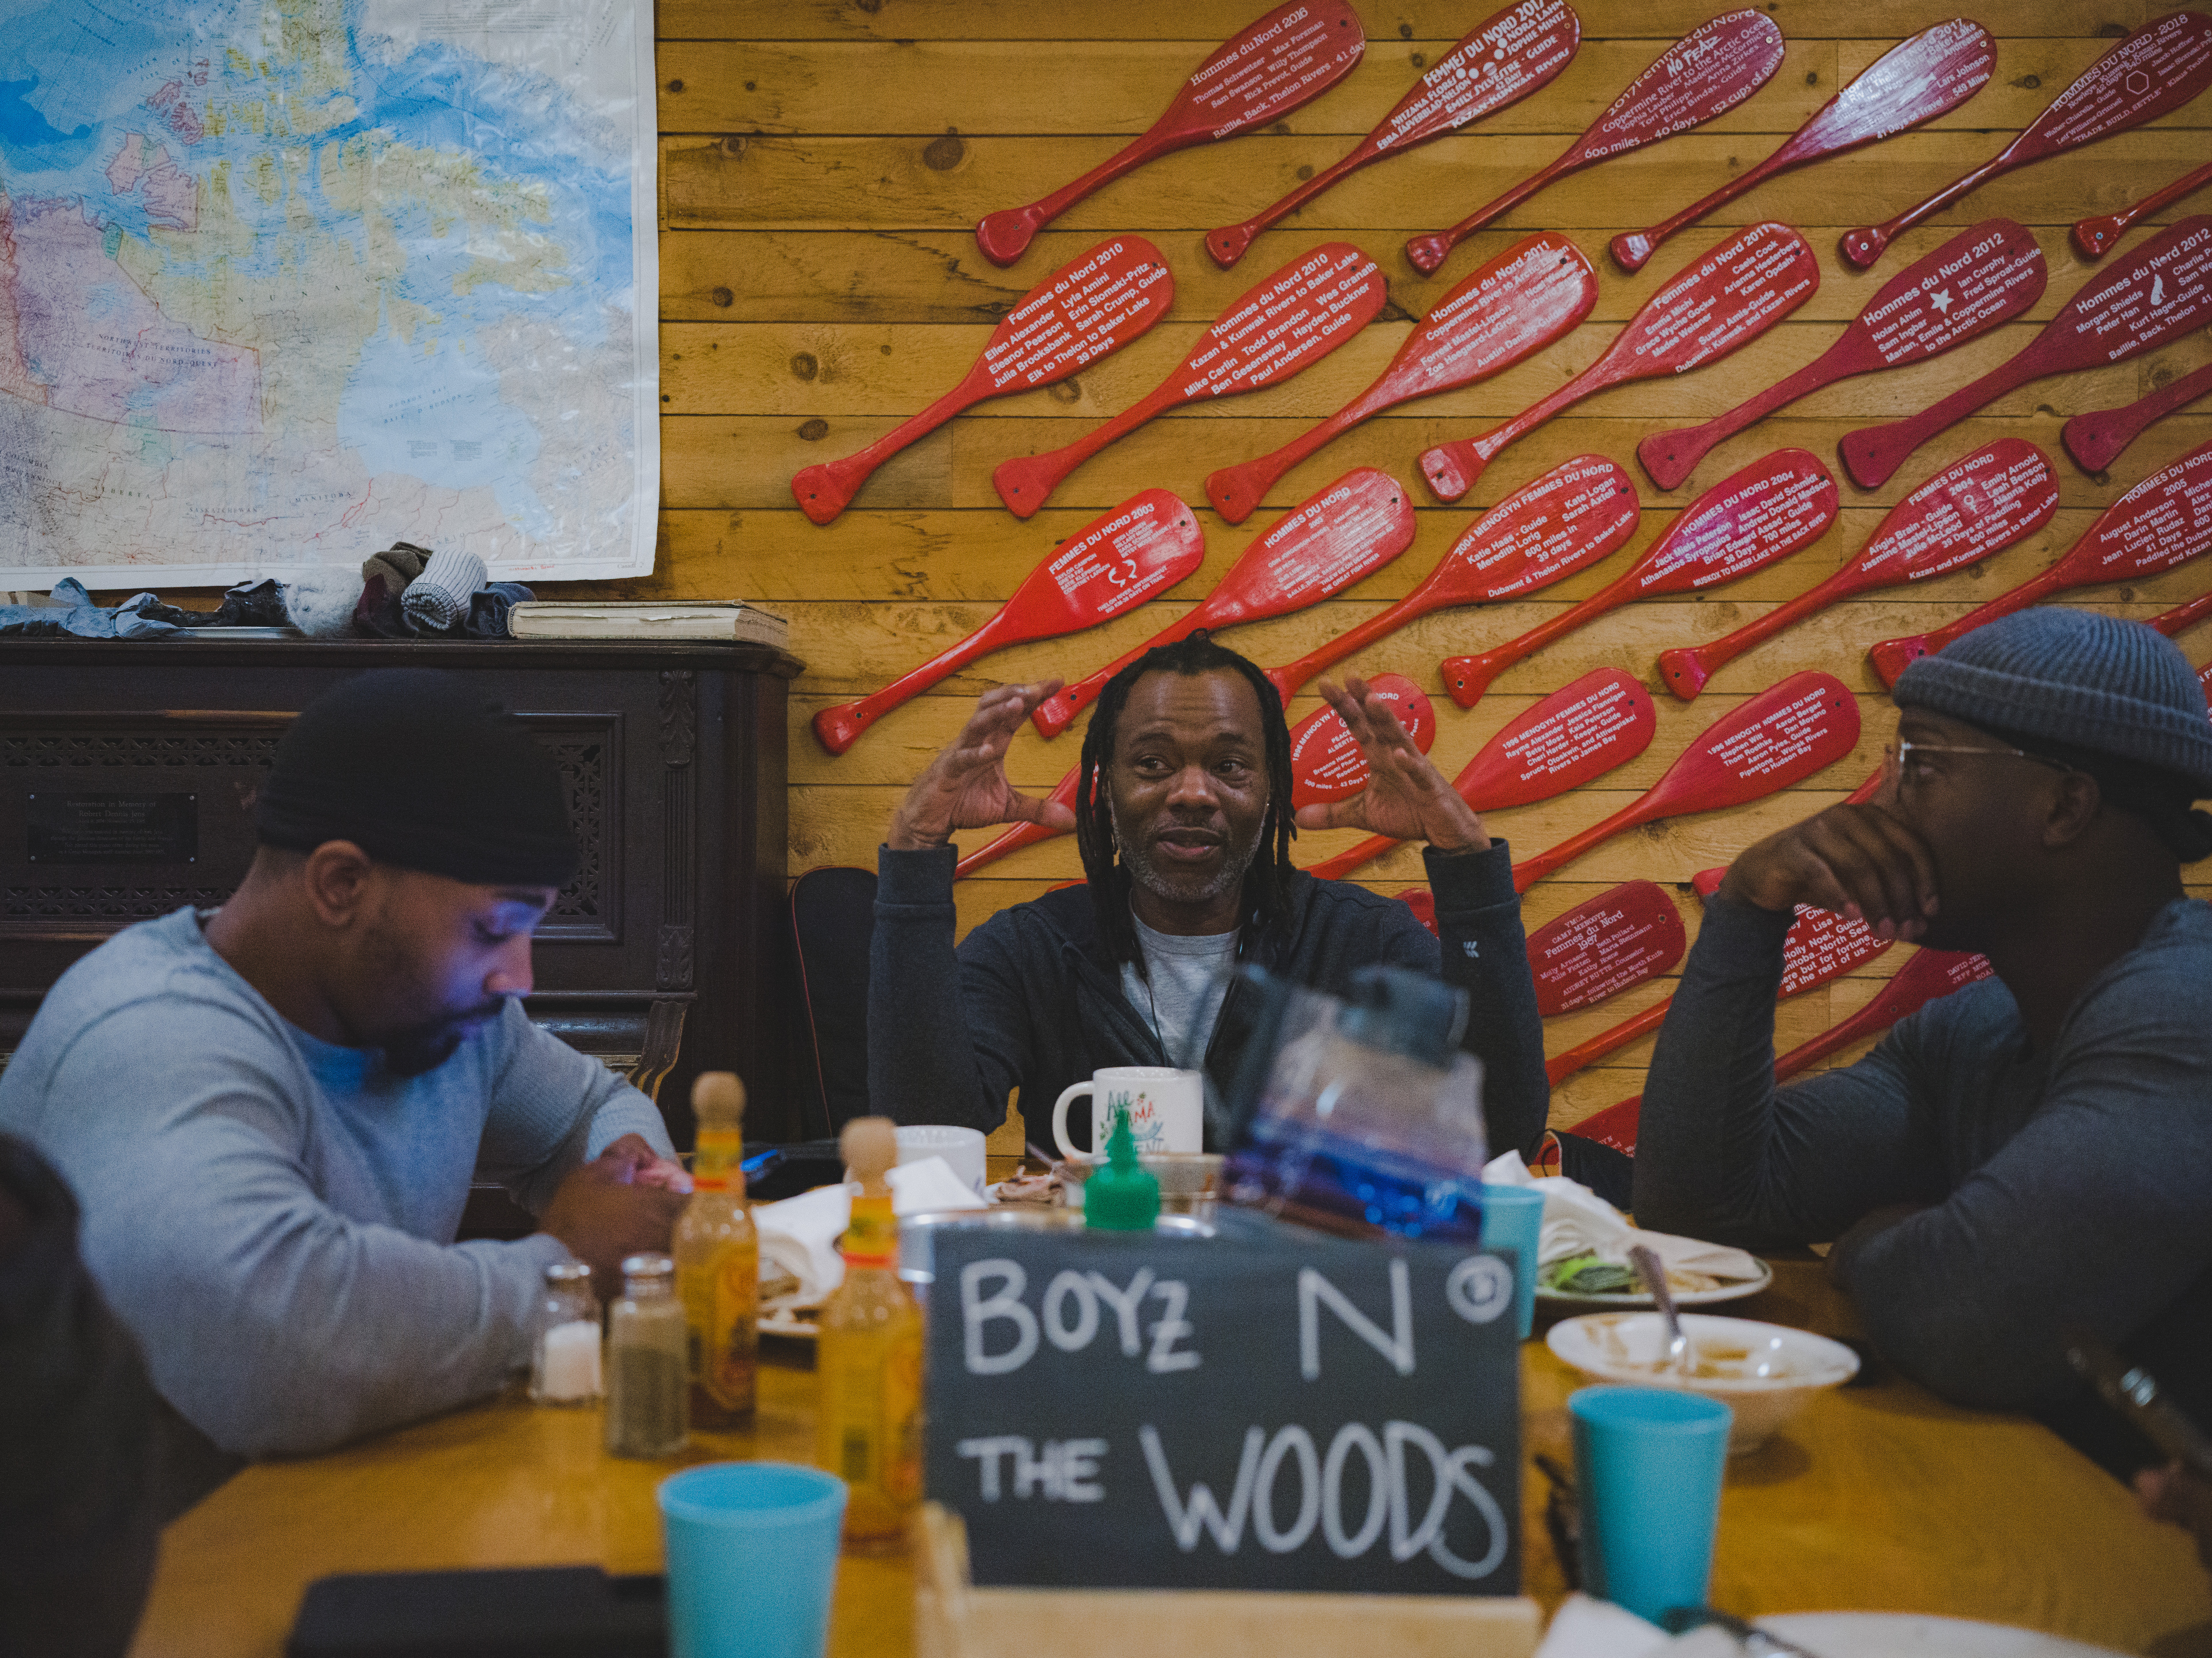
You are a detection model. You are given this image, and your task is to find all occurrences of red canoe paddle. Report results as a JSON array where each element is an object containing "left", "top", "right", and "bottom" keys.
[
  {"left": 1404, "top": 10, "right": 1784, "bottom": 278},
  {"left": 956, "top": 768, "right": 1082, "bottom": 879},
  {"left": 1442, "top": 449, "right": 1839, "bottom": 709},
  {"left": 1410, "top": 879, "right": 1686, "bottom": 986},
  {"left": 1660, "top": 439, "right": 2060, "bottom": 700},
  {"left": 1868, "top": 437, "right": 2212, "bottom": 686},
  {"left": 993, "top": 244, "right": 1386, "bottom": 518},
  {"left": 1304, "top": 666, "right": 1657, "bottom": 881},
  {"left": 1032, "top": 468, "right": 1416, "bottom": 739},
  {"left": 1266, "top": 454, "right": 1641, "bottom": 704},
  {"left": 2075, "top": 158, "right": 2212, "bottom": 259},
  {"left": 1528, "top": 880, "right": 1686, "bottom": 1018},
  {"left": 1543, "top": 867, "right": 1893, "bottom": 1085},
  {"left": 1773, "top": 948, "right": 1995, "bottom": 1078},
  {"left": 1569, "top": 946, "right": 1989, "bottom": 1154},
  {"left": 1639, "top": 220, "right": 2047, "bottom": 493},
  {"left": 1204, "top": 231, "right": 1598, "bottom": 525},
  {"left": 974, "top": 1, "right": 1366, "bottom": 268},
  {"left": 1610, "top": 20, "right": 1996, "bottom": 275},
  {"left": 2151, "top": 588, "right": 2212, "bottom": 640},
  {"left": 811, "top": 490, "right": 1203, "bottom": 755},
  {"left": 1203, "top": 0, "right": 1582, "bottom": 270},
  {"left": 1512, "top": 670, "right": 1861, "bottom": 894},
  {"left": 1420, "top": 223, "right": 1819, "bottom": 503},
  {"left": 1840, "top": 217, "right": 2212, "bottom": 489},
  {"left": 955, "top": 671, "right": 1432, "bottom": 878},
  {"left": 2063, "top": 357, "right": 2212, "bottom": 473},
  {"left": 1288, "top": 674, "right": 1436, "bottom": 809},
  {"left": 1842, "top": 12, "right": 2212, "bottom": 271},
  {"left": 791, "top": 239, "right": 1171, "bottom": 525}
]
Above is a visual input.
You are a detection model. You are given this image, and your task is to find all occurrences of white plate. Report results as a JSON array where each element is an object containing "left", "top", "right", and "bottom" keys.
[
  {"left": 1763, "top": 1612, "right": 2130, "bottom": 1657},
  {"left": 758, "top": 1306, "right": 819, "bottom": 1341},
  {"left": 1536, "top": 1256, "right": 1772, "bottom": 1309}
]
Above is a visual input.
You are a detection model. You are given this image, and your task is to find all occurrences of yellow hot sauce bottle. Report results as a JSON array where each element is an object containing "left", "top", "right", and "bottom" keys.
[
  {"left": 816, "top": 1117, "right": 924, "bottom": 1549},
  {"left": 674, "top": 1072, "right": 758, "bottom": 1429}
]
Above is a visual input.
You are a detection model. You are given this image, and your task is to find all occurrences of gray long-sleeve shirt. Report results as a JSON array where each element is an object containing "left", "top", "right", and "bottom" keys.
[
  {"left": 867, "top": 841, "right": 1550, "bottom": 1161},
  {"left": 1634, "top": 893, "right": 2212, "bottom": 1456},
  {"left": 0, "top": 907, "right": 671, "bottom": 1459}
]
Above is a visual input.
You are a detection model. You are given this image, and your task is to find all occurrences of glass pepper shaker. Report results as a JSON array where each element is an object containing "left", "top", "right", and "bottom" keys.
[
  {"left": 529, "top": 1260, "right": 602, "bottom": 1406},
  {"left": 605, "top": 1253, "right": 687, "bottom": 1458}
]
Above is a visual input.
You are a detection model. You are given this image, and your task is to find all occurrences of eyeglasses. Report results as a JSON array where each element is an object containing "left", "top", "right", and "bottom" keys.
[{"left": 1884, "top": 738, "right": 2075, "bottom": 791}]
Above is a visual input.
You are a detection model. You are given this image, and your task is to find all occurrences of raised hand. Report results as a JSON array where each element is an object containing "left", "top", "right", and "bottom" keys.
[
  {"left": 1292, "top": 676, "right": 1490, "bottom": 853},
  {"left": 887, "top": 681, "right": 1080, "bottom": 852},
  {"left": 1718, "top": 763, "right": 1940, "bottom": 941}
]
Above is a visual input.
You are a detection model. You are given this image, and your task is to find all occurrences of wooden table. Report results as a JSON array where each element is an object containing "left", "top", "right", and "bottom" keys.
[{"left": 130, "top": 1263, "right": 2212, "bottom": 1657}]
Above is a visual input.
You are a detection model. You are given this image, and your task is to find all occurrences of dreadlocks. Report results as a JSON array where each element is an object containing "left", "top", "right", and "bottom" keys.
[{"left": 1073, "top": 630, "right": 1297, "bottom": 965}]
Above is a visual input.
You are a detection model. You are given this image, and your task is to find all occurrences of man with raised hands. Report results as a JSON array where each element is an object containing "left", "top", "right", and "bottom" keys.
[
  {"left": 867, "top": 631, "right": 1549, "bottom": 1162},
  {"left": 1635, "top": 608, "right": 2212, "bottom": 1478}
]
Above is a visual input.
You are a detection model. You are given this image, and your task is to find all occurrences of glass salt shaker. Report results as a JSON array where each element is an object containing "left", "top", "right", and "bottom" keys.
[
  {"left": 605, "top": 1253, "right": 688, "bottom": 1458},
  {"left": 529, "top": 1260, "right": 602, "bottom": 1406}
]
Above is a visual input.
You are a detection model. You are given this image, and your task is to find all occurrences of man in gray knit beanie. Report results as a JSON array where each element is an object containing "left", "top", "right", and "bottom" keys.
[{"left": 1635, "top": 607, "right": 2212, "bottom": 1488}]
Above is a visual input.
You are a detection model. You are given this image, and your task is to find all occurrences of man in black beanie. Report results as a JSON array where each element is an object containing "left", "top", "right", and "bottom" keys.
[
  {"left": 1635, "top": 608, "right": 2212, "bottom": 1480},
  {"left": 0, "top": 670, "right": 687, "bottom": 1474}
]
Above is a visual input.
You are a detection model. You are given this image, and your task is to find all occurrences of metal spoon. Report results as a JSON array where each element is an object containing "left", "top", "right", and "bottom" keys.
[
  {"left": 1630, "top": 1243, "right": 1690, "bottom": 1377},
  {"left": 1661, "top": 1605, "right": 1831, "bottom": 1658}
]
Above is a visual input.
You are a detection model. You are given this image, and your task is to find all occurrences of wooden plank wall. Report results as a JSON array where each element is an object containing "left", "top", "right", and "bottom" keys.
[{"left": 588, "top": 0, "right": 2212, "bottom": 1141}]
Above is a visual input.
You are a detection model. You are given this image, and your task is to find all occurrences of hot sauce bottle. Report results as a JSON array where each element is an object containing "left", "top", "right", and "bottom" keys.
[
  {"left": 815, "top": 1116, "right": 924, "bottom": 1549},
  {"left": 674, "top": 1071, "right": 758, "bottom": 1428}
]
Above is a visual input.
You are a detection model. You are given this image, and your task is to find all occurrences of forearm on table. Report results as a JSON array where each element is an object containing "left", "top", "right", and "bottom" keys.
[
  {"left": 868, "top": 845, "right": 1021, "bottom": 1132},
  {"left": 1425, "top": 841, "right": 1548, "bottom": 1160},
  {"left": 93, "top": 1133, "right": 568, "bottom": 1456},
  {"left": 1835, "top": 1080, "right": 2212, "bottom": 1409}
]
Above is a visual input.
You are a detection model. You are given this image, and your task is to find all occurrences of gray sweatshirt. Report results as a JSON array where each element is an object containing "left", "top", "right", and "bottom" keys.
[
  {"left": 1634, "top": 894, "right": 2212, "bottom": 1465},
  {"left": 0, "top": 908, "right": 671, "bottom": 1459}
]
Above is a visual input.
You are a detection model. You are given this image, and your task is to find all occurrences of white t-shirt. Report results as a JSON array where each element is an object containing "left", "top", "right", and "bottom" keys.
[{"left": 1119, "top": 913, "right": 1240, "bottom": 1071}]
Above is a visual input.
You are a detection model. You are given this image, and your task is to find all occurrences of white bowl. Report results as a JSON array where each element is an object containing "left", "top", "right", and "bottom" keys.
[
  {"left": 894, "top": 1124, "right": 988, "bottom": 1195},
  {"left": 1547, "top": 1312, "right": 1860, "bottom": 1454}
]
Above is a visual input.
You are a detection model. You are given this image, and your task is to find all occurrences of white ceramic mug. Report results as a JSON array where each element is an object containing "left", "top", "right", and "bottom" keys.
[
  {"left": 894, "top": 1124, "right": 988, "bottom": 1196},
  {"left": 1051, "top": 1067, "right": 1204, "bottom": 1163}
]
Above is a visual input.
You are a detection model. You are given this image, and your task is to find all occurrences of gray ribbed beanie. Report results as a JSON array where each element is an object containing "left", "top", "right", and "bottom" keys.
[{"left": 1893, "top": 606, "right": 2212, "bottom": 795}]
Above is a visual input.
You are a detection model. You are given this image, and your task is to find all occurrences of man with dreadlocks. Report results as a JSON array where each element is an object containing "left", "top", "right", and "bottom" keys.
[{"left": 866, "top": 633, "right": 1549, "bottom": 1162}]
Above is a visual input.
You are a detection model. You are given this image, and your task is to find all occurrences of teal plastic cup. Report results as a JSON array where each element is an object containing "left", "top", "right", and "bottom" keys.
[
  {"left": 1479, "top": 1184, "right": 1546, "bottom": 1339},
  {"left": 658, "top": 1462, "right": 848, "bottom": 1658},
  {"left": 1568, "top": 1386, "right": 1731, "bottom": 1622}
]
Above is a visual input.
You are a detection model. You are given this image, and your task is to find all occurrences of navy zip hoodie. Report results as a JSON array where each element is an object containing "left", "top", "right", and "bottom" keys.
[{"left": 867, "top": 840, "right": 1548, "bottom": 1161}]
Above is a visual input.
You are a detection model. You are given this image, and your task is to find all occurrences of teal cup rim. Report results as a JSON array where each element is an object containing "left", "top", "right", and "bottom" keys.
[
  {"left": 658, "top": 1461, "right": 848, "bottom": 1528},
  {"left": 1568, "top": 1384, "right": 1735, "bottom": 1433},
  {"left": 1479, "top": 1183, "right": 1544, "bottom": 1202},
  {"left": 1478, "top": 1184, "right": 1545, "bottom": 1215}
]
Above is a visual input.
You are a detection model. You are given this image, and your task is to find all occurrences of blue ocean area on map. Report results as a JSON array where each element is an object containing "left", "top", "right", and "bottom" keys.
[{"left": 0, "top": 0, "right": 649, "bottom": 578}]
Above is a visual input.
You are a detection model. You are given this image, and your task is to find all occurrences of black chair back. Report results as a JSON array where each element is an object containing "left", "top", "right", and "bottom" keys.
[{"left": 789, "top": 865, "right": 878, "bottom": 1138}]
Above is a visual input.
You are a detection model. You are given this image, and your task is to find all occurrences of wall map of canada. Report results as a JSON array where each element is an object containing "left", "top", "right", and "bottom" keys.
[{"left": 0, "top": 0, "right": 656, "bottom": 585}]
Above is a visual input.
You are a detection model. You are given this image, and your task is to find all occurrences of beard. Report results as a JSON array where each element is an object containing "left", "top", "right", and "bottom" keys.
[
  {"left": 377, "top": 1000, "right": 506, "bottom": 1077},
  {"left": 1112, "top": 800, "right": 1263, "bottom": 911}
]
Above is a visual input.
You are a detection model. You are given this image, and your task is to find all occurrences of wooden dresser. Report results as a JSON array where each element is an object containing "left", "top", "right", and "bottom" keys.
[{"left": 0, "top": 637, "right": 803, "bottom": 1145}]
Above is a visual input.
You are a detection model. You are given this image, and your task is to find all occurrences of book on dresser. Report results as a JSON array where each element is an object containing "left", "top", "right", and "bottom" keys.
[{"left": 507, "top": 601, "right": 788, "bottom": 646}]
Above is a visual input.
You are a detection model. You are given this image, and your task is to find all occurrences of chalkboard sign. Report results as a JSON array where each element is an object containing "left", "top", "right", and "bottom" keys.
[{"left": 923, "top": 1217, "right": 1521, "bottom": 1595}]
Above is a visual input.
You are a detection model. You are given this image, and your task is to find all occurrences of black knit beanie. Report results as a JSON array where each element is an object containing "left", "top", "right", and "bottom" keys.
[{"left": 255, "top": 669, "right": 578, "bottom": 887}]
